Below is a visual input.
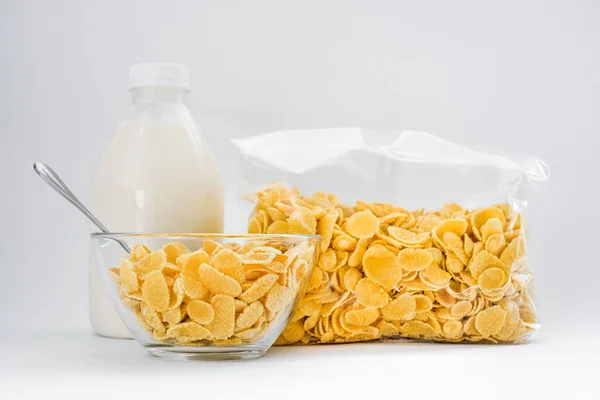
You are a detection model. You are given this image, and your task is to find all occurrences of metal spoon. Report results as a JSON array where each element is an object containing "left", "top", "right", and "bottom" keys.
[{"left": 33, "top": 161, "right": 131, "bottom": 253}]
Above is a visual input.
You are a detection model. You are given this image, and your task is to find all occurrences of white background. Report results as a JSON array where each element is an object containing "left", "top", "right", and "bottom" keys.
[{"left": 1, "top": 1, "right": 599, "bottom": 398}]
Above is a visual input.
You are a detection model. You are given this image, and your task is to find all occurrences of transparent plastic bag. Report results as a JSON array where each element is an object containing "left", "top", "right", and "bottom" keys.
[{"left": 232, "top": 128, "right": 549, "bottom": 344}]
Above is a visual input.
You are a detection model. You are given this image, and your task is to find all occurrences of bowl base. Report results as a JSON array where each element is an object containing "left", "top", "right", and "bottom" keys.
[{"left": 146, "top": 346, "right": 267, "bottom": 361}]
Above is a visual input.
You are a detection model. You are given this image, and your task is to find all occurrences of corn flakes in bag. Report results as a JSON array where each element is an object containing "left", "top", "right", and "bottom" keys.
[{"left": 233, "top": 129, "right": 548, "bottom": 344}]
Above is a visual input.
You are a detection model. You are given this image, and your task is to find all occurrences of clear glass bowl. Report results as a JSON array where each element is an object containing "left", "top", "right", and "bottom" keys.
[{"left": 91, "top": 233, "right": 320, "bottom": 360}]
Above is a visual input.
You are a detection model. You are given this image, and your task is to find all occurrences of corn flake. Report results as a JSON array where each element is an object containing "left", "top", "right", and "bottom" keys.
[
  {"left": 397, "top": 248, "right": 433, "bottom": 272},
  {"left": 120, "top": 268, "right": 139, "bottom": 294},
  {"left": 363, "top": 246, "right": 403, "bottom": 289},
  {"left": 181, "top": 250, "right": 210, "bottom": 299},
  {"left": 478, "top": 267, "right": 508, "bottom": 292},
  {"left": 264, "top": 283, "right": 292, "bottom": 313},
  {"left": 481, "top": 218, "right": 504, "bottom": 242},
  {"left": 163, "top": 242, "right": 189, "bottom": 264},
  {"left": 141, "top": 303, "right": 165, "bottom": 332},
  {"left": 382, "top": 294, "right": 416, "bottom": 321},
  {"left": 388, "top": 227, "right": 430, "bottom": 246},
  {"left": 450, "top": 300, "right": 472, "bottom": 318},
  {"left": 235, "top": 301, "right": 264, "bottom": 331},
  {"left": 442, "top": 320, "right": 463, "bottom": 339},
  {"left": 208, "top": 294, "right": 235, "bottom": 340},
  {"left": 186, "top": 299, "right": 214, "bottom": 325},
  {"left": 134, "top": 249, "right": 167, "bottom": 277},
  {"left": 421, "top": 264, "right": 452, "bottom": 287},
  {"left": 345, "top": 307, "right": 380, "bottom": 326},
  {"left": 318, "top": 248, "right": 337, "bottom": 272},
  {"left": 240, "top": 273, "right": 278, "bottom": 303},
  {"left": 167, "top": 322, "right": 211, "bottom": 343},
  {"left": 288, "top": 208, "right": 317, "bottom": 234},
  {"left": 211, "top": 248, "right": 245, "bottom": 283},
  {"left": 475, "top": 305, "right": 507, "bottom": 337},
  {"left": 413, "top": 294, "right": 433, "bottom": 313},
  {"left": 317, "top": 211, "right": 338, "bottom": 252},
  {"left": 163, "top": 305, "right": 186, "bottom": 326},
  {"left": 342, "top": 267, "right": 363, "bottom": 292},
  {"left": 198, "top": 263, "right": 243, "bottom": 297},
  {"left": 348, "top": 237, "right": 370, "bottom": 268},
  {"left": 242, "top": 246, "right": 280, "bottom": 265},
  {"left": 401, "top": 321, "right": 439, "bottom": 338},
  {"left": 355, "top": 278, "right": 390, "bottom": 308},
  {"left": 468, "top": 250, "right": 505, "bottom": 279},
  {"left": 332, "top": 234, "right": 358, "bottom": 252},
  {"left": 131, "top": 244, "right": 150, "bottom": 261},
  {"left": 344, "top": 210, "right": 379, "bottom": 239},
  {"left": 141, "top": 270, "right": 170, "bottom": 312}
]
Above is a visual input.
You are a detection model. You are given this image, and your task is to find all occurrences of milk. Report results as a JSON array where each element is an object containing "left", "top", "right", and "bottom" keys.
[{"left": 90, "top": 64, "right": 223, "bottom": 338}]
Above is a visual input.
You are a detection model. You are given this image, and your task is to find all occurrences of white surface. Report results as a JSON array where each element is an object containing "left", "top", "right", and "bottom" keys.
[
  {"left": 1, "top": 327, "right": 598, "bottom": 399},
  {"left": 1, "top": 0, "right": 600, "bottom": 393}
]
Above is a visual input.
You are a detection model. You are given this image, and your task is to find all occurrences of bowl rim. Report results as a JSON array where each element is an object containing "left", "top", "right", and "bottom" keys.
[{"left": 90, "top": 232, "right": 320, "bottom": 240}]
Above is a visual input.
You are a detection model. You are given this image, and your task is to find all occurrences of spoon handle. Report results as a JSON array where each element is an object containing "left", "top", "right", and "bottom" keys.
[{"left": 33, "top": 161, "right": 131, "bottom": 253}]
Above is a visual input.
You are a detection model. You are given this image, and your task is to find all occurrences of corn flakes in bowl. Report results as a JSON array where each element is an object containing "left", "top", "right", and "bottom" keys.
[{"left": 91, "top": 233, "right": 319, "bottom": 360}]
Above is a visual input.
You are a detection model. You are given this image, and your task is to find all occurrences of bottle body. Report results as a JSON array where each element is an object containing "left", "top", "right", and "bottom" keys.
[{"left": 90, "top": 86, "right": 224, "bottom": 338}]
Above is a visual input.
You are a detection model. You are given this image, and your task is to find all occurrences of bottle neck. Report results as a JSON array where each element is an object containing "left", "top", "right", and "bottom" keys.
[{"left": 131, "top": 86, "right": 186, "bottom": 104}]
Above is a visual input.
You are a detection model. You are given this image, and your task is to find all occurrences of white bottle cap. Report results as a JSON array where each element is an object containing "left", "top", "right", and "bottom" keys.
[{"left": 129, "top": 63, "right": 191, "bottom": 90}]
